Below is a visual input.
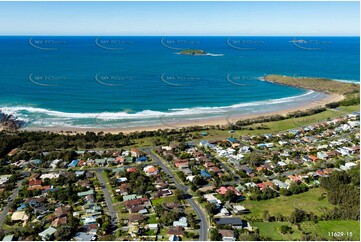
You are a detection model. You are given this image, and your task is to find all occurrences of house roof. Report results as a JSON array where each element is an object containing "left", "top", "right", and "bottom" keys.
[
  {"left": 219, "top": 229, "right": 235, "bottom": 238},
  {"left": 127, "top": 167, "right": 137, "bottom": 173},
  {"left": 215, "top": 217, "right": 243, "bottom": 225},
  {"left": 128, "top": 213, "right": 145, "bottom": 222},
  {"left": 2, "top": 235, "right": 14, "bottom": 241},
  {"left": 29, "top": 180, "right": 42, "bottom": 186},
  {"left": 51, "top": 217, "right": 67, "bottom": 227},
  {"left": 77, "top": 189, "right": 94, "bottom": 197},
  {"left": 39, "top": 227, "right": 57, "bottom": 237},
  {"left": 11, "top": 211, "right": 29, "bottom": 221},
  {"left": 200, "top": 169, "right": 212, "bottom": 177},
  {"left": 167, "top": 226, "right": 185, "bottom": 236},
  {"left": 55, "top": 206, "right": 69, "bottom": 217}
]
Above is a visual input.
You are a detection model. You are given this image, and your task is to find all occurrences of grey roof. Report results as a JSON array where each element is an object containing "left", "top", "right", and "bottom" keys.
[
  {"left": 2, "top": 235, "right": 14, "bottom": 241},
  {"left": 73, "top": 232, "right": 96, "bottom": 241},
  {"left": 215, "top": 217, "right": 243, "bottom": 225}
]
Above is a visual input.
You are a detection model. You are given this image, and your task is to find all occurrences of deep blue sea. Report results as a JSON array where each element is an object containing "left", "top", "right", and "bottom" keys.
[{"left": 0, "top": 36, "right": 359, "bottom": 129}]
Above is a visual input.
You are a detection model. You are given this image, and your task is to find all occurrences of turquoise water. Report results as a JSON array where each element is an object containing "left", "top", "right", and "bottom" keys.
[{"left": 0, "top": 36, "right": 359, "bottom": 128}]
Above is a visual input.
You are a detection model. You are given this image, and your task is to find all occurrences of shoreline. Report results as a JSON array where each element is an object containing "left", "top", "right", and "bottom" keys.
[{"left": 22, "top": 92, "right": 344, "bottom": 134}]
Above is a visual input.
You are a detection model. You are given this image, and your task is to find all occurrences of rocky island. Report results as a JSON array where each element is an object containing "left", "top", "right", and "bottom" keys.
[{"left": 179, "top": 49, "right": 206, "bottom": 55}]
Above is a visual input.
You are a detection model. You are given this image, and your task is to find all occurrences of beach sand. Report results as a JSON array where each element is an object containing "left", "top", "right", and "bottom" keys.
[{"left": 23, "top": 93, "right": 344, "bottom": 134}]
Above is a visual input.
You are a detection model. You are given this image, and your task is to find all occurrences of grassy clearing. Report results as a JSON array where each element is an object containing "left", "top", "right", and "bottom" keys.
[
  {"left": 253, "top": 221, "right": 303, "bottom": 240},
  {"left": 124, "top": 104, "right": 359, "bottom": 147},
  {"left": 189, "top": 105, "right": 359, "bottom": 141},
  {"left": 301, "top": 220, "right": 360, "bottom": 241},
  {"left": 241, "top": 188, "right": 334, "bottom": 219},
  {"left": 151, "top": 195, "right": 178, "bottom": 206}
]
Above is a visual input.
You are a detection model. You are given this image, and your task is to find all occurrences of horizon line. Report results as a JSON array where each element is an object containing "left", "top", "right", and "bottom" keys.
[{"left": 0, "top": 35, "right": 360, "bottom": 37}]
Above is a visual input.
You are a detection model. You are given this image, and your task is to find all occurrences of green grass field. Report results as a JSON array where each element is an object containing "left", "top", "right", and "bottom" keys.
[
  {"left": 241, "top": 188, "right": 334, "bottom": 220},
  {"left": 253, "top": 221, "right": 303, "bottom": 240},
  {"left": 253, "top": 220, "right": 360, "bottom": 241},
  {"left": 151, "top": 195, "right": 178, "bottom": 206},
  {"left": 301, "top": 220, "right": 360, "bottom": 241},
  {"left": 124, "top": 104, "right": 359, "bottom": 147},
  {"left": 189, "top": 105, "right": 359, "bottom": 141}
]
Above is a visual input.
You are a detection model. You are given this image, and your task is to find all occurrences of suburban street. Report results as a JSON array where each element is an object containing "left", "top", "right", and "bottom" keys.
[
  {"left": 0, "top": 178, "right": 25, "bottom": 228},
  {"left": 95, "top": 170, "right": 119, "bottom": 227},
  {"left": 145, "top": 148, "right": 209, "bottom": 241}
]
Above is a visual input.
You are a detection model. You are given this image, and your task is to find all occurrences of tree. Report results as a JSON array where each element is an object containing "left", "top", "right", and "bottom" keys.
[
  {"left": 174, "top": 189, "right": 186, "bottom": 200},
  {"left": 205, "top": 202, "right": 218, "bottom": 215},
  {"left": 210, "top": 228, "right": 222, "bottom": 241},
  {"left": 279, "top": 188, "right": 291, "bottom": 196},
  {"left": 289, "top": 209, "right": 306, "bottom": 224},
  {"left": 225, "top": 189, "right": 237, "bottom": 202},
  {"left": 279, "top": 225, "right": 293, "bottom": 234}
]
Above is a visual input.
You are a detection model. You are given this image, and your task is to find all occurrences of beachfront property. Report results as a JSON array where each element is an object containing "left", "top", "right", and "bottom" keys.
[{"left": 0, "top": 111, "right": 359, "bottom": 241}]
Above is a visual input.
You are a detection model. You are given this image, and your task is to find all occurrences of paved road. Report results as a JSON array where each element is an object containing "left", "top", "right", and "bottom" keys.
[
  {"left": 213, "top": 155, "right": 240, "bottom": 181},
  {"left": 0, "top": 178, "right": 25, "bottom": 228},
  {"left": 95, "top": 170, "right": 118, "bottom": 227},
  {"left": 145, "top": 148, "right": 208, "bottom": 241}
]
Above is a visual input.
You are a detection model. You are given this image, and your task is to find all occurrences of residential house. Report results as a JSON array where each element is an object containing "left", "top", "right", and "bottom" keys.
[
  {"left": 173, "top": 217, "right": 187, "bottom": 227},
  {"left": 215, "top": 217, "right": 244, "bottom": 228},
  {"left": 38, "top": 227, "right": 57, "bottom": 241},
  {"left": 130, "top": 148, "right": 141, "bottom": 158},
  {"left": 219, "top": 229, "right": 236, "bottom": 241}
]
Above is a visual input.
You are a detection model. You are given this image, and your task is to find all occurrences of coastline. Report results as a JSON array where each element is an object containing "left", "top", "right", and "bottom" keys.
[{"left": 22, "top": 92, "right": 344, "bottom": 134}]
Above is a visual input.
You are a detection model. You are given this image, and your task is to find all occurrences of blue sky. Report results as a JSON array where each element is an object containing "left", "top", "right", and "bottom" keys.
[{"left": 0, "top": 1, "right": 359, "bottom": 36}]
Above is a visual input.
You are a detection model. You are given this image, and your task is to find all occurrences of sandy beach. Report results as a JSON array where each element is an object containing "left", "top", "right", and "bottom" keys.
[{"left": 23, "top": 92, "right": 344, "bottom": 134}]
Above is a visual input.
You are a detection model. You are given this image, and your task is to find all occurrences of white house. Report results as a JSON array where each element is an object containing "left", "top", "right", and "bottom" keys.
[{"left": 340, "top": 162, "right": 357, "bottom": 171}]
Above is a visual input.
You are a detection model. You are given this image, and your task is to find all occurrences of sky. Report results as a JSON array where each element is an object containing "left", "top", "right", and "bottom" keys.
[{"left": 0, "top": 1, "right": 359, "bottom": 36}]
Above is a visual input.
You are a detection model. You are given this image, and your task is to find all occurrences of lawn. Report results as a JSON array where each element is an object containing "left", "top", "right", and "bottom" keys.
[
  {"left": 253, "top": 221, "right": 303, "bottom": 240},
  {"left": 301, "top": 220, "right": 360, "bottom": 241},
  {"left": 241, "top": 188, "right": 334, "bottom": 219},
  {"left": 151, "top": 195, "right": 178, "bottom": 206},
  {"left": 124, "top": 104, "right": 359, "bottom": 147},
  {"left": 190, "top": 105, "right": 359, "bottom": 140},
  {"left": 147, "top": 214, "right": 157, "bottom": 223}
]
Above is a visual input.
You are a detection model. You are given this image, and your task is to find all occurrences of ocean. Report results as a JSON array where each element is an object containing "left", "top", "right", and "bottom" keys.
[{"left": 0, "top": 36, "right": 359, "bottom": 129}]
